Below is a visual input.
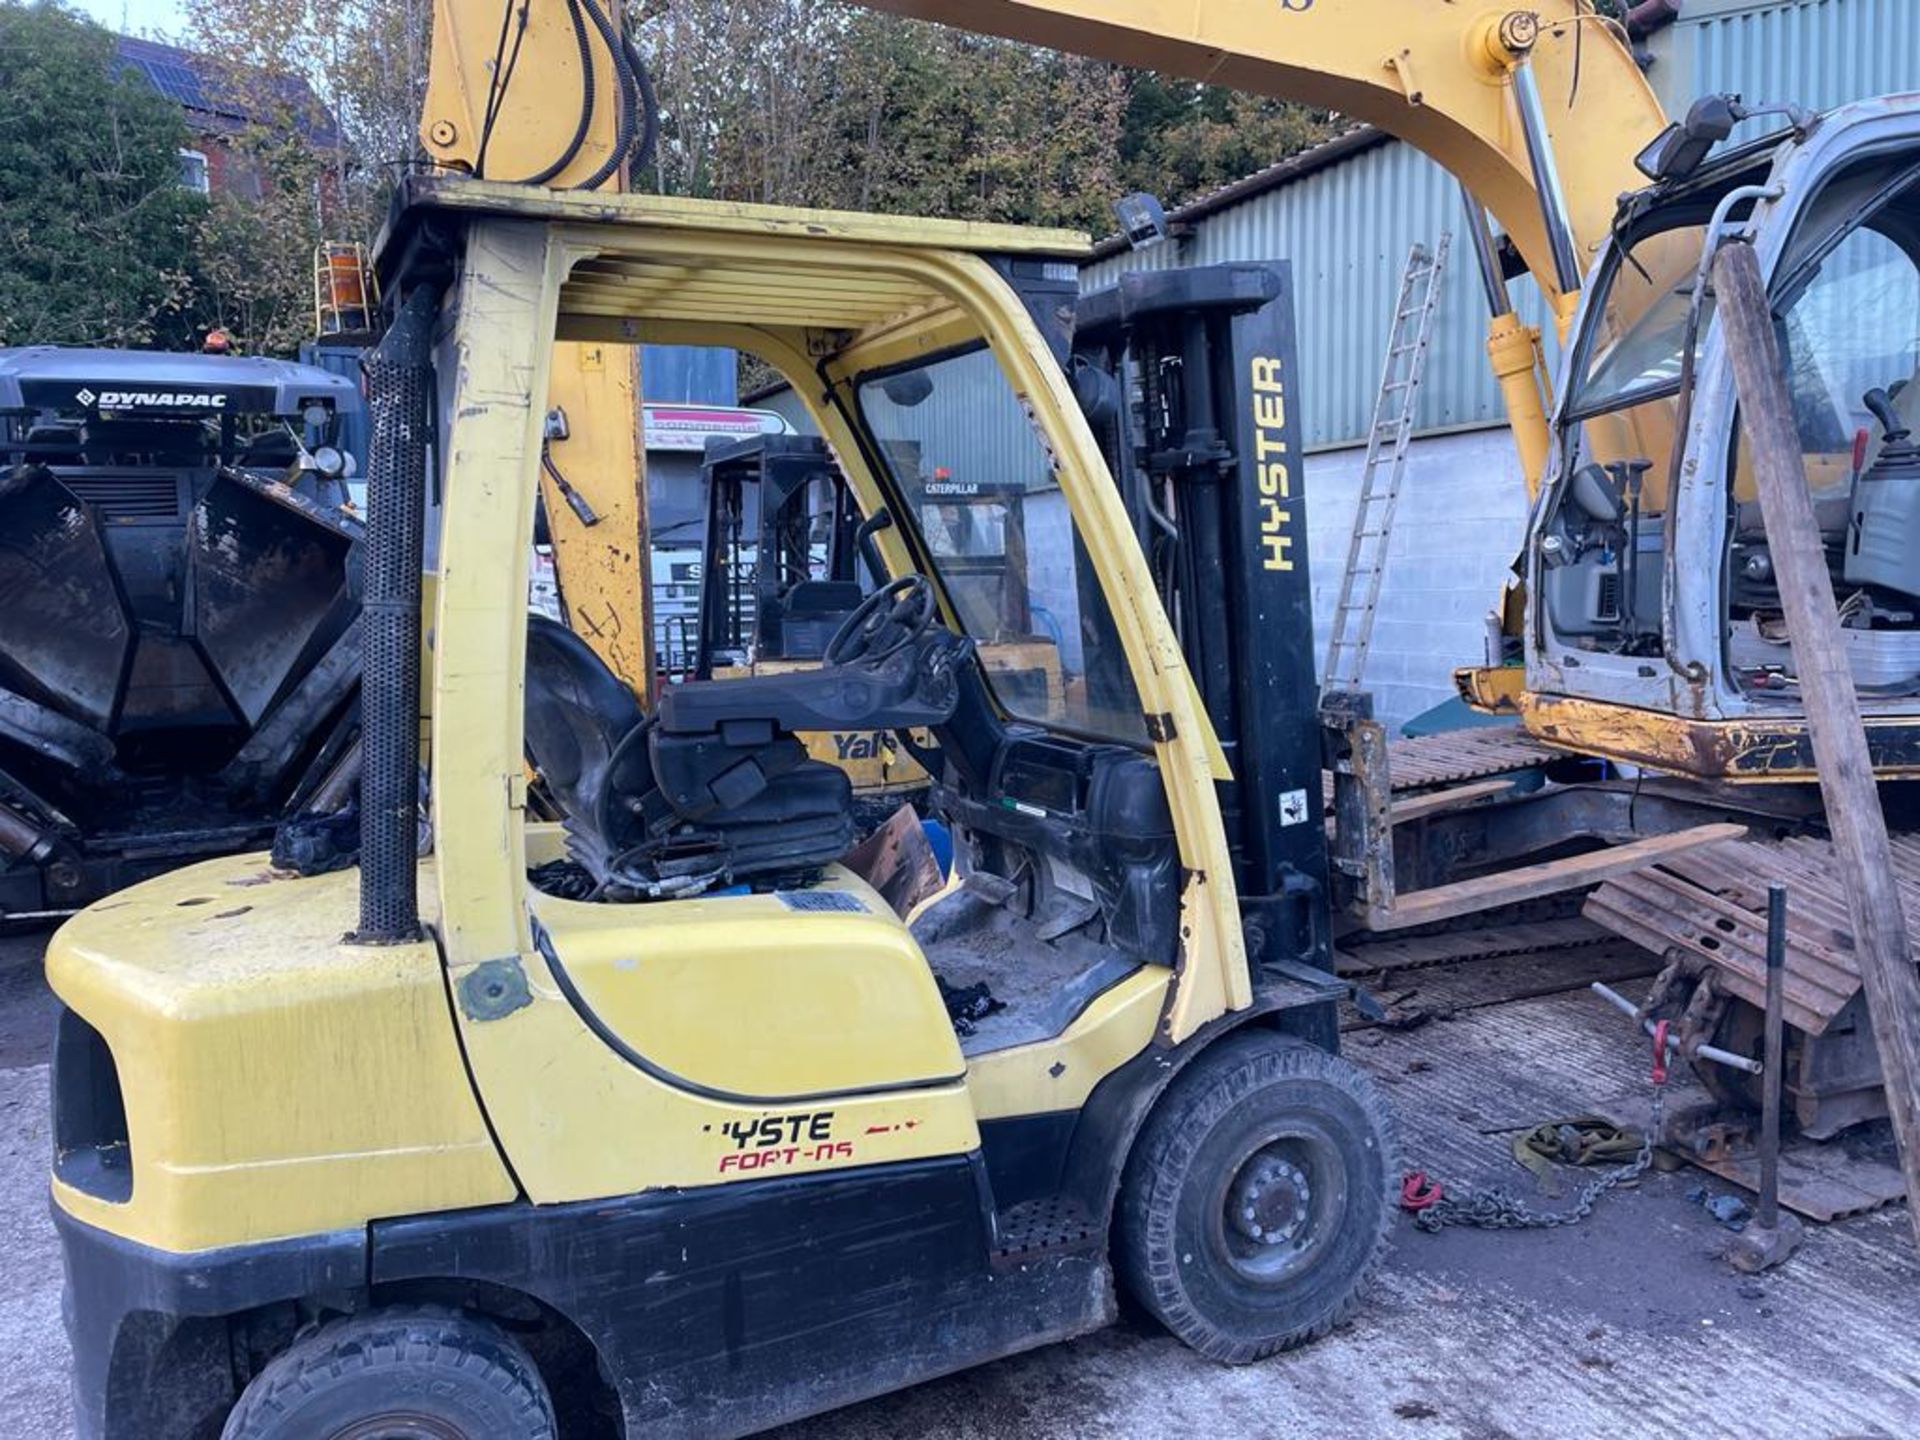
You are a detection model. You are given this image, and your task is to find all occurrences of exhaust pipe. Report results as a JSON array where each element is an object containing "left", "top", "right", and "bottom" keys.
[{"left": 351, "top": 285, "right": 438, "bottom": 945}]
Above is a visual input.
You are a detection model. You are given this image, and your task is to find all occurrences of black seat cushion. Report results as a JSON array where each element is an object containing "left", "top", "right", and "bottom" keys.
[{"left": 523, "top": 615, "right": 853, "bottom": 894}]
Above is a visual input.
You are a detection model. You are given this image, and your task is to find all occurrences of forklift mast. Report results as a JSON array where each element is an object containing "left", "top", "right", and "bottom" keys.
[{"left": 1075, "top": 264, "right": 1331, "bottom": 973}]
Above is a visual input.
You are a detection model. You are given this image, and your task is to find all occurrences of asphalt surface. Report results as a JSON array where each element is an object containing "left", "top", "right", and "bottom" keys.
[{"left": 6, "top": 925, "right": 1920, "bottom": 1439}]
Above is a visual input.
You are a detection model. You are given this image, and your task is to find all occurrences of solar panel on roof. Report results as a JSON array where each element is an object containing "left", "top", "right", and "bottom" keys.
[{"left": 114, "top": 36, "right": 338, "bottom": 145}]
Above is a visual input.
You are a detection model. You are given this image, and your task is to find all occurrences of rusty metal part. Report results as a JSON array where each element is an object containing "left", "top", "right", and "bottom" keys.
[
  {"left": 1591, "top": 981, "right": 1763, "bottom": 1075},
  {"left": 1519, "top": 691, "right": 1920, "bottom": 782},
  {"left": 1677, "top": 967, "right": 1729, "bottom": 1064},
  {"left": 1321, "top": 692, "right": 1394, "bottom": 918},
  {"left": 0, "top": 802, "right": 57, "bottom": 864}
]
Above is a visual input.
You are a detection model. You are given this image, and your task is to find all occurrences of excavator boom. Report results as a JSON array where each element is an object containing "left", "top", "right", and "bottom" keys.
[{"left": 854, "top": 2, "right": 1668, "bottom": 325}]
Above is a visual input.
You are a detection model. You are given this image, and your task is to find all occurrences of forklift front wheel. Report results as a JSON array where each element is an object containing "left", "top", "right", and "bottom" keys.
[
  {"left": 220, "top": 1307, "right": 558, "bottom": 1440},
  {"left": 1115, "top": 1032, "right": 1398, "bottom": 1364}
]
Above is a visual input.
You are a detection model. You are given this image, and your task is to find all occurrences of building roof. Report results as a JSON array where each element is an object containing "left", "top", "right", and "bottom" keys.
[
  {"left": 1087, "top": 125, "right": 1390, "bottom": 263},
  {"left": 114, "top": 35, "right": 341, "bottom": 149}
]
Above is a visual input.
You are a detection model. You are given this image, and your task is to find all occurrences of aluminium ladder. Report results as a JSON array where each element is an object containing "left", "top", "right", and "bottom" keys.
[{"left": 1322, "top": 233, "right": 1451, "bottom": 693}]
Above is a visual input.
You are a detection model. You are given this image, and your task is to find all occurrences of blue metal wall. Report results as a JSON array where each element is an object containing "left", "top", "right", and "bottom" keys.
[
  {"left": 1084, "top": 140, "right": 1549, "bottom": 452},
  {"left": 640, "top": 345, "right": 737, "bottom": 405},
  {"left": 1666, "top": 0, "right": 1919, "bottom": 120}
]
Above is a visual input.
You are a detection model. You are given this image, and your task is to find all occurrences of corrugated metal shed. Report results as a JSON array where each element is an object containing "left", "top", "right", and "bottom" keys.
[
  {"left": 1085, "top": 139, "right": 1547, "bottom": 451},
  {"left": 640, "top": 345, "right": 737, "bottom": 406},
  {"left": 1670, "top": 0, "right": 1919, "bottom": 120}
]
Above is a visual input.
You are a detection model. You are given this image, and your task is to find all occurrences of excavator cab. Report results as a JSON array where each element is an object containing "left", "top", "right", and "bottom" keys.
[
  {"left": 47, "top": 180, "right": 1392, "bottom": 1440},
  {"left": 1520, "top": 100, "right": 1920, "bottom": 779}
]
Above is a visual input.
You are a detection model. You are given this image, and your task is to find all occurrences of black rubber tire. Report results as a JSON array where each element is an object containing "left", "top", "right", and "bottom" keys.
[
  {"left": 220, "top": 1307, "right": 557, "bottom": 1440},
  {"left": 1114, "top": 1030, "right": 1398, "bottom": 1364}
]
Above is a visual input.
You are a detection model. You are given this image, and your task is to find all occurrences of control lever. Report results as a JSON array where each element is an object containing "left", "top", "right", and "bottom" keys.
[
  {"left": 1865, "top": 387, "right": 1911, "bottom": 445},
  {"left": 1607, "top": 458, "right": 1654, "bottom": 638}
]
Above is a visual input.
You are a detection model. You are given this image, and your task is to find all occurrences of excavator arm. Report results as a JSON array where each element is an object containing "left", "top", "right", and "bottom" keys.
[
  {"left": 416, "top": 0, "right": 656, "bottom": 689},
  {"left": 856, "top": 2, "right": 1670, "bottom": 493}
]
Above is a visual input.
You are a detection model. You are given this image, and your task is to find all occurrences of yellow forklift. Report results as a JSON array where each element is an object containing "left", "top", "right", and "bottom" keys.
[{"left": 49, "top": 179, "right": 1393, "bottom": 1438}]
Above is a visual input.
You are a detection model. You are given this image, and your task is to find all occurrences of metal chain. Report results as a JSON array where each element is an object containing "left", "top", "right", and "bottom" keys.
[{"left": 1413, "top": 1086, "right": 1663, "bottom": 1233}]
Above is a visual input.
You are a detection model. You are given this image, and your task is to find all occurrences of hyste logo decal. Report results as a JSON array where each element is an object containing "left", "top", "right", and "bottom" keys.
[
  {"left": 1249, "top": 355, "right": 1297, "bottom": 572},
  {"left": 710, "top": 1111, "right": 856, "bottom": 1174},
  {"left": 78, "top": 388, "right": 228, "bottom": 410}
]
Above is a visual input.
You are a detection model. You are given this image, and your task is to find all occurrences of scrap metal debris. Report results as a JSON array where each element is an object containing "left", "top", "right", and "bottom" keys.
[{"left": 938, "top": 975, "right": 1005, "bottom": 1037}]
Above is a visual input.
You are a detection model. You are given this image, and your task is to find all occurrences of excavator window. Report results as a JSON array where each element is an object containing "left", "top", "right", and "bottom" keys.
[
  {"left": 855, "top": 344, "right": 1144, "bottom": 743},
  {"left": 1573, "top": 225, "right": 1709, "bottom": 416},
  {"left": 1725, "top": 147, "right": 1920, "bottom": 699}
]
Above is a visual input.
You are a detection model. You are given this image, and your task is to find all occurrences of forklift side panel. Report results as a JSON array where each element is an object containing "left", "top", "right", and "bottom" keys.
[
  {"left": 55, "top": 1207, "right": 365, "bottom": 1440},
  {"left": 45, "top": 857, "right": 517, "bottom": 1252},
  {"left": 529, "top": 874, "right": 965, "bottom": 1101},
  {"left": 369, "top": 1156, "right": 1115, "bottom": 1440}
]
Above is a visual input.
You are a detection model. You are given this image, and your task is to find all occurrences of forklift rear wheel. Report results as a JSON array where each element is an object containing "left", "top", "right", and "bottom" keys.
[
  {"left": 1115, "top": 1031, "right": 1397, "bottom": 1364},
  {"left": 220, "top": 1307, "right": 557, "bottom": 1440}
]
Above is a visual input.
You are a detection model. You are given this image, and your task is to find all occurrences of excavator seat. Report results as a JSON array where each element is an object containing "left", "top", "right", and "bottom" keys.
[{"left": 524, "top": 615, "right": 854, "bottom": 897}]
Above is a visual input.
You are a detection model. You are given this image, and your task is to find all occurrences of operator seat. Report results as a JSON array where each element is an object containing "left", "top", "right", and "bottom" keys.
[
  {"left": 526, "top": 578, "right": 972, "bottom": 900},
  {"left": 524, "top": 615, "right": 854, "bottom": 898}
]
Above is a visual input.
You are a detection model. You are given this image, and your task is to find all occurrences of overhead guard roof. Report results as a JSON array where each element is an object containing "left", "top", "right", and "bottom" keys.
[{"left": 381, "top": 175, "right": 1090, "bottom": 336}]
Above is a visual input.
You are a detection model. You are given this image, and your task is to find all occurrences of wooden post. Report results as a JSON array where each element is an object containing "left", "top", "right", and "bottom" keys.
[{"left": 1714, "top": 239, "right": 1920, "bottom": 1248}]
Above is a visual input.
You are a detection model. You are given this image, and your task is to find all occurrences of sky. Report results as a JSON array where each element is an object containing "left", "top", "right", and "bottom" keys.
[{"left": 65, "top": 0, "right": 188, "bottom": 39}]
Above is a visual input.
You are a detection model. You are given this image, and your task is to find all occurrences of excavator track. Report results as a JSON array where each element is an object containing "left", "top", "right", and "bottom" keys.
[
  {"left": 1381, "top": 729, "right": 1566, "bottom": 791},
  {"left": 1583, "top": 831, "right": 1920, "bottom": 1035}
]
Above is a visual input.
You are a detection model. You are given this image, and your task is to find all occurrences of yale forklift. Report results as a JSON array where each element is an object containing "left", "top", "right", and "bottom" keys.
[
  {"left": 687, "top": 428, "right": 1073, "bottom": 811},
  {"left": 688, "top": 431, "right": 933, "bottom": 810},
  {"left": 49, "top": 180, "right": 1394, "bottom": 1437}
]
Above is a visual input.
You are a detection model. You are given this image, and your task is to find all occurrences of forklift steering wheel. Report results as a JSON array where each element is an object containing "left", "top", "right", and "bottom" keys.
[{"left": 826, "top": 574, "right": 938, "bottom": 667}]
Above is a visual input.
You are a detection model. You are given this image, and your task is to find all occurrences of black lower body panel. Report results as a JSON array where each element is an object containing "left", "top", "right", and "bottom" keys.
[
  {"left": 54, "top": 1205, "right": 365, "bottom": 1440},
  {"left": 371, "top": 1155, "right": 1115, "bottom": 1440}
]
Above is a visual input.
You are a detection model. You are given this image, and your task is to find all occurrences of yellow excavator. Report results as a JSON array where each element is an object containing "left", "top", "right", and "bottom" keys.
[{"left": 44, "top": 4, "right": 1920, "bottom": 1437}]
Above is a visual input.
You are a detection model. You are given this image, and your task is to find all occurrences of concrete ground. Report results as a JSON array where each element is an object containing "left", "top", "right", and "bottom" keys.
[{"left": 7, "top": 926, "right": 1920, "bottom": 1440}]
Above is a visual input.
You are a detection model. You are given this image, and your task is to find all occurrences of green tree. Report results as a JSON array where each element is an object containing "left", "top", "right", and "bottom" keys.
[
  {"left": 182, "top": 132, "right": 332, "bottom": 356},
  {"left": 637, "top": 2, "right": 1126, "bottom": 232},
  {"left": 1119, "top": 74, "right": 1342, "bottom": 207},
  {"left": 0, "top": 1, "right": 204, "bottom": 347}
]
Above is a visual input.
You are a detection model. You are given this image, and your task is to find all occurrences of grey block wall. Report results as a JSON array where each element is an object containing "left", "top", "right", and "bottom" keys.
[{"left": 1305, "top": 429, "right": 1528, "bottom": 731}]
